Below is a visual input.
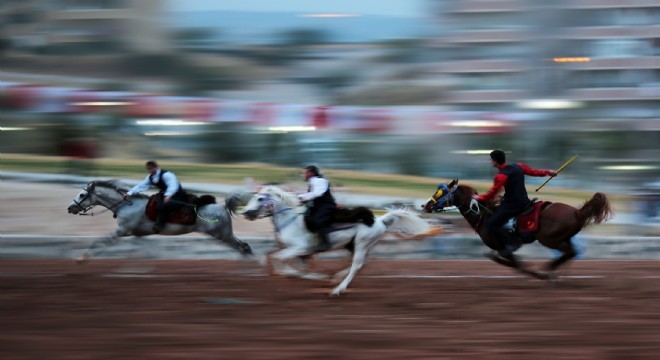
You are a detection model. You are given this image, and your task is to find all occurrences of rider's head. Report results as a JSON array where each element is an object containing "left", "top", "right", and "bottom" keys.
[
  {"left": 304, "top": 165, "right": 321, "bottom": 180},
  {"left": 490, "top": 150, "right": 506, "bottom": 166},
  {"left": 145, "top": 160, "right": 159, "bottom": 175}
]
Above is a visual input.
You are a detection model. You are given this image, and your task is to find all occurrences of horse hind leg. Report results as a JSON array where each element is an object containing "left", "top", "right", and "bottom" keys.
[
  {"left": 330, "top": 246, "right": 369, "bottom": 297},
  {"left": 214, "top": 233, "right": 253, "bottom": 257},
  {"left": 545, "top": 238, "right": 577, "bottom": 275}
]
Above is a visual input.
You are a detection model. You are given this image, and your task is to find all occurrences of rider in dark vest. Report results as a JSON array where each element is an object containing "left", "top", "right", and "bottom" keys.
[
  {"left": 298, "top": 165, "right": 337, "bottom": 252},
  {"left": 124, "top": 160, "right": 188, "bottom": 233},
  {"left": 474, "top": 150, "right": 557, "bottom": 254}
]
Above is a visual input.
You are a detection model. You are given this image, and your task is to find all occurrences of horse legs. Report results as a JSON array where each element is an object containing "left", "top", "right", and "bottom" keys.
[
  {"left": 330, "top": 246, "right": 370, "bottom": 297},
  {"left": 487, "top": 251, "right": 549, "bottom": 280},
  {"left": 76, "top": 227, "right": 130, "bottom": 263},
  {"left": 214, "top": 234, "right": 254, "bottom": 257},
  {"left": 76, "top": 229, "right": 124, "bottom": 264},
  {"left": 270, "top": 246, "right": 328, "bottom": 280},
  {"left": 545, "top": 238, "right": 577, "bottom": 274}
]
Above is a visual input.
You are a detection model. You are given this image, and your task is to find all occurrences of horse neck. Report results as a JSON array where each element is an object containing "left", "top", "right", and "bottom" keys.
[
  {"left": 270, "top": 200, "right": 300, "bottom": 232},
  {"left": 455, "top": 186, "right": 485, "bottom": 230},
  {"left": 93, "top": 187, "right": 124, "bottom": 209}
]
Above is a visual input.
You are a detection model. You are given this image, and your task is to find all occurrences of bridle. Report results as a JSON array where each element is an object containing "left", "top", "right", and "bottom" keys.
[
  {"left": 72, "top": 182, "right": 131, "bottom": 217},
  {"left": 431, "top": 184, "right": 493, "bottom": 232},
  {"left": 244, "top": 191, "right": 299, "bottom": 232}
]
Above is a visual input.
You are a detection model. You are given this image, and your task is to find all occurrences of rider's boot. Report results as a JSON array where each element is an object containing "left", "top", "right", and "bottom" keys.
[
  {"left": 495, "top": 227, "right": 521, "bottom": 256},
  {"left": 313, "top": 230, "right": 332, "bottom": 253}
]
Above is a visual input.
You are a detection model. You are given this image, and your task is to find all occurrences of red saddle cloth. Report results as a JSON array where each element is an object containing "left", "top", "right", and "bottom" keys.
[
  {"left": 516, "top": 201, "right": 549, "bottom": 233},
  {"left": 146, "top": 195, "right": 196, "bottom": 225}
]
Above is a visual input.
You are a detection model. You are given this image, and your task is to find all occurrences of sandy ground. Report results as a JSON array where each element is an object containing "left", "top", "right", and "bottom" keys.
[
  {"left": 4, "top": 181, "right": 660, "bottom": 358},
  {"left": 2, "top": 259, "right": 660, "bottom": 359}
]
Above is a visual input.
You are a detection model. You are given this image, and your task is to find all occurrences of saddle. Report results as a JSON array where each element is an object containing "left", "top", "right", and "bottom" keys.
[
  {"left": 304, "top": 206, "right": 375, "bottom": 233},
  {"left": 145, "top": 193, "right": 216, "bottom": 225},
  {"left": 515, "top": 200, "right": 551, "bottom": 233}
]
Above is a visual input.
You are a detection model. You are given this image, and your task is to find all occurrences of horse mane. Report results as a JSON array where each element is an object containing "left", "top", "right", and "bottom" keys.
[
  {"left": 93, "top": 179, "right": 149, "bottom": 199},
  {"left": 263, "top": 185, "right": 300, "bottom": 207}
]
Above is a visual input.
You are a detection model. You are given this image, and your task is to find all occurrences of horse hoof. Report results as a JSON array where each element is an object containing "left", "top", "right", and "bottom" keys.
[
  {"left": 329, "top": 291, "right": 341, "bottom": 298},
  {"left": 75, "top": 257, "right": 89, "bottom": 265}
]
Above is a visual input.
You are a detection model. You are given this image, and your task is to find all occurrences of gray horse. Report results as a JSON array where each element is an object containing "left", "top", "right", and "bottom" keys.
[{"left": 67, "top": 180, "right": 254, "bottom": 263}]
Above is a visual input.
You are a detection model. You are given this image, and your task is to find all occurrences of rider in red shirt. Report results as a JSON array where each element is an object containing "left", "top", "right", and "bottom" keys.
[{"left": 475, "top": 150, "right": 557, "bottom": 255}]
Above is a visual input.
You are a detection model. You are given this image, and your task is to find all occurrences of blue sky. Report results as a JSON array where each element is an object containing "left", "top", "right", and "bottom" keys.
[{"left": 166, "top": 0, "right": 426, "bottom": 18}]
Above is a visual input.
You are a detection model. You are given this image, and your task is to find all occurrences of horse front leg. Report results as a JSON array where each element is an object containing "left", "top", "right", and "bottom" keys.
[
  {"left": 76, "top": 227, "right": 127, "bottom": 264},
  {"left": 486, "top": 251, "right": 549, "bottom": 280},
  {"left": 270, "top": 246, "right": 327, "bottom": 280}
]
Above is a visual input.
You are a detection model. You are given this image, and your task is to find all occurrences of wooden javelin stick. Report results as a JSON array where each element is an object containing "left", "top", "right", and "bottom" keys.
[{"left": 535, "top": 155, "right": 578, "bottom": 192}]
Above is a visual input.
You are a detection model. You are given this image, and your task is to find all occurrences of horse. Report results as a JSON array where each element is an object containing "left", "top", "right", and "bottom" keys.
[
  {"left": 240, "top": 185, "right": 434, "bottom": 296},
  {"left": 67, "top": 180, "right": 254, "bottom": 262},
  {"left": 423, "top": 179, "right": 612, "bottom": 279}
]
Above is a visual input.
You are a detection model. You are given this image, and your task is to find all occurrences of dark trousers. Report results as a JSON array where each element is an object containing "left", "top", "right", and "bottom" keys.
[
  {"left": 156, "top": 191, "right": 187, "bottom": 226},
  {"left": 306, "top": 203, "right": 336, "bottom": 243},
  {"left": 484, "top": 202, "right": 524, "bottom": 250}
]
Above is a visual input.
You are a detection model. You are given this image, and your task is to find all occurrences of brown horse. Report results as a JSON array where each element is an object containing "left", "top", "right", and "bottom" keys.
[{"left": 423, "top": 179, "right": 612, "bottom": 279}]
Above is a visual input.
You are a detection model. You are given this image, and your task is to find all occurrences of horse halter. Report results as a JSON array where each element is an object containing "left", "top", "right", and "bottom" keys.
[
  {"left": 71, "top": 183, "right": 96, "bottom": 214},
  {"left": 428, "top": 184, "right": 456, "bottom": 211}
]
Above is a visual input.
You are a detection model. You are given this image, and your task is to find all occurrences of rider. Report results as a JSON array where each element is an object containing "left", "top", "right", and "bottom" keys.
[
  {"left": 298, "top": 165, "right": 337, "bottom": 252},
  {"left": 474, "top": 150, "right": 557, "bottom": 254},
  {"left": 124, "top": 160, "right": 188, "bottom": 233}
]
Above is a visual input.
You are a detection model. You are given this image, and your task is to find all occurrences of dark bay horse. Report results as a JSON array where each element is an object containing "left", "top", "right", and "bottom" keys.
[{"left": 423, "top": 179, "right": 612, "bottom": 279}]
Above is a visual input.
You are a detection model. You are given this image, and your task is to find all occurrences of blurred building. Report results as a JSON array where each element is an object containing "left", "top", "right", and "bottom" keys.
[
  {"left": 428, "top": 0, "right": 660, "bottom": 119},
  {"left": 0, "top": 0, "right": 169, "bottom": 54}
]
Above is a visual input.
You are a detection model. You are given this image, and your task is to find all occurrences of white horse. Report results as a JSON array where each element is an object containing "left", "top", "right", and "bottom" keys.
[
  {"left": 67, "top": 180, "right": 254, "bottom": 262},
  {"left": 241, "top": 185, "right": 434, "bottom": 296}
]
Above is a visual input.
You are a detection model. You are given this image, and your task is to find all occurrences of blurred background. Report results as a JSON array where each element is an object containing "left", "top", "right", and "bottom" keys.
[{"left": 0, "top": 0, "right": 658, "bottom": 217}]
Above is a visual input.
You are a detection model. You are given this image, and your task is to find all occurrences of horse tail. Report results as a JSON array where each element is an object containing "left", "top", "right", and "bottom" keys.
[
  {"left": 378, "top": 209, "right": 431, "bottom": 237},
  {"left": 576, "top": 192, "right": 612, "bottom": 227},
  {"left": 224, "top": 191, "right": 245, "bottom": 216}
]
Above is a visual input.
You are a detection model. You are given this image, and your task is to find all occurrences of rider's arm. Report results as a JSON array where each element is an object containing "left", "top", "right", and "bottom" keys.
[
  {"left": 161, "top": 172, "right": 180, "bottom": 198},
  {"left": 298, "top": 177, "right": 329, "bottom": 202},
  {"left": 519, "top": 163, "right": 556, "bottom": 177},
  {"left": 126, "top": 175, "right": 151, "bottom": 196},
  {"left": 475, "top": 173, "right": 507, "bottom": 202}
]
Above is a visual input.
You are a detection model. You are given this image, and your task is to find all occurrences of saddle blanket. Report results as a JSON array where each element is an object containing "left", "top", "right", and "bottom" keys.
[{"left": 516, "top": 201, "right": 549, "bottom": 233}]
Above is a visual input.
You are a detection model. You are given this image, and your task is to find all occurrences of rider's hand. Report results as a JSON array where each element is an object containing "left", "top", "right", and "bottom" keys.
[
  {"left": 164, "top": 196, "right": 172, "bottom": 203},
  {"left": 548, "top": 170, "right": 558, "bottom": 177}
]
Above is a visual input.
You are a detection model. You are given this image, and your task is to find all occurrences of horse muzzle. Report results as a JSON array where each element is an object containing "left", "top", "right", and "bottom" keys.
[
  {"left": 242, "top": 209, "right": 259, "bottom": 221},
  {"left": 67, "top": 205, "right": 80, "bottom": 214}
]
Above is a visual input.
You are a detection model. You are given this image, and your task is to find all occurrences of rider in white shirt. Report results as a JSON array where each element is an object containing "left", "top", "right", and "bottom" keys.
[
  {"left": 298, "top": 165, "right": 337, "bottom": 252},
  {"left": 124, "top": 160, "right": 187, "bottom": 233}
]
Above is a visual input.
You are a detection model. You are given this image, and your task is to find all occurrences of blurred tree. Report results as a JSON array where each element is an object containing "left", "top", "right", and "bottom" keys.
[
  {"left": 278, "top": 28, "right": 329, "bottom": 47},
  {"left": 173, "top": 28, "right": 220, "bottom": 50}
]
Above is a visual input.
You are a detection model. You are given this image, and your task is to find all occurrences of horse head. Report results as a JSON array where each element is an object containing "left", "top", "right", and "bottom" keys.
[
  {"left": 67, "top": 180, "right": 131, "bottom": 215},
  {"left": 67, "top": 181, "right": 98, "bottom": 214},
  {"left": 422, "top": 179, "right": 460, "bottom": 213},
  {"left": 241, "top": 185, "right": 299, "bottom": 221}
]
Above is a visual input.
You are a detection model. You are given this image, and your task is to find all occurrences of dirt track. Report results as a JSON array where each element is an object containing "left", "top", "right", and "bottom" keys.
[{"left": 2, "top": 259, "right": 660, "bottom": 359}]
